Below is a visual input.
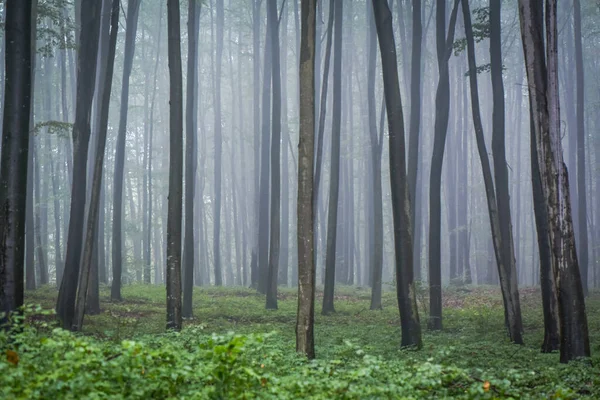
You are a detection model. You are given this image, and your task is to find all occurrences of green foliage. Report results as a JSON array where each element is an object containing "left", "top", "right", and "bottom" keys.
[{"left": 7, "top": 286, "right": 600, "bottom": 399}]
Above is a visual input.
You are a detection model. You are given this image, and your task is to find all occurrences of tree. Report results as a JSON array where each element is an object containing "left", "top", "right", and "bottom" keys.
[
  {"left": 0, "top": 0, "right": 33, "bottom": 321},
  {"left": 56, "top": 0, "right": 101, "bottom": 330},
  {"left": 461, "top": 0, "right": 523, "bottom": 344},
  {"left": 573, "top": 0, "right": 588, "bottom": 296},
  {"left": 266, "top": 0, "right": 282, "bottom": 310},
  {"left": 73, "top": 0, "right": 120, "bottom": 332},
  {"left": 518, "top": 0, "right": 590, "bottom": 363},
  {"left": 372, "top": 0, "right": 421, "bottom": 349},
  {"left": 428, "top": 0, "right": 460, "bottom": 331},
  {"left": 183, "top": 0, "right": 201, "bottom": 319},
  {"left": 322, "top": 0, "right": 343, "bottom": 316},
  {"left": 296, "top": 0, "right": 317, "bottom": 359},
  {"left": 366, "top": 0, "right": 384, "bottom": 311},
  {"left": 213, "top": 0, "right": 224, "bottom": 287},
  {"left": 489, "top": 0, "right": 523, "bottom": 343},
  {"left": 166, "top": 0, "right": 184, "bottom": 332},
  {"left": 111, "top": 0, "right": 141, "bottom": 301}
]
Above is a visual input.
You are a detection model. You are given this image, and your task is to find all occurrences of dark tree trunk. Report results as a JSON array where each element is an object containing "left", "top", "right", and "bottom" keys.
[
  {"left": 0, "top": 0, "right": 33, "bottom": 319},
  {"left": 518, "top": 0, "right": 590, "bottom": 362},
  {"left": 372, "top": 0, "right": 421, "bottom": 349},
  {"left": 428, "top": 0, "right": 459, "bottom": 331},
  {"left": 266, "top": 0, "right": 282, "bottom": 310},
  {"left": 112, "top": 0, "right": 141, "bottom": 301},
  {"left": 183, "top": 0, "right": 200, "bottom": 318},
  {"left": 408, "top": 0, "right": 423, "bottom": 281},
  {"left": 366, "top": 0, "right": 384, "bottom": 310},
  {"left": 166, "top": 0, "right": 184, "bottom": 332},
  {"left": 72, "top": 0, "right": 119, "bottom": 331},
  {"left": 322, "top": 0, "right": 343, "bottom": 316},
  {"left": 296, "top": 0, "right": 317, "bottom": 359},
  {"left": 56, "top": 0, "right": 101, "bottom": 330}
]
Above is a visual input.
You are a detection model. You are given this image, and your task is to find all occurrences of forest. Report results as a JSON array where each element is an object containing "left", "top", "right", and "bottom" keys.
[{"left": 0, "top": 0, "right": 599, "bottom": 398}]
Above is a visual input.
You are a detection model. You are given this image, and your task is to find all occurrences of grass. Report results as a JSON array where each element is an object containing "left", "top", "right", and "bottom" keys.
[{"left": 6, "top": 283, "right": 600, "bottom": 399}]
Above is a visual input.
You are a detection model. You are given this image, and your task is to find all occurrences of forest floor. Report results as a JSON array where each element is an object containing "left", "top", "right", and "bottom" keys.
[{"left": 2, "top": 284, "right": 599, "bottom": 398}]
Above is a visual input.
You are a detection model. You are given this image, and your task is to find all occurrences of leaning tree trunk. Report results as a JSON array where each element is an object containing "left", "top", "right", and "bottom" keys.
[
  {"left": 111, "top": 0, "right": 141, "bottom": 301},
  {"left": 56, "top": 0, "right": 101, "bottom": 330},
  {"left": 462, "top": 0, "right": 523, "bottom": 344},
  {"left": 372, "top": 0, "right": 421, "bottom": 349},
  {"left": 166, "top": 0, "right": 184, "bottom": 332},
  {"left": 518, "top": 0, "right": 590, "bottom": 363},
  {"left": 72, "top": 0, "right": 119, "bottom": 332},
  {"left": 0, "top": 0, "right": 33, "bottom": 320},
  {"left": 296, "top": 0, "right": 317, "bottom": 359},
  {"left": 322, "top": 0, "right": 343, "bottom": 316}
]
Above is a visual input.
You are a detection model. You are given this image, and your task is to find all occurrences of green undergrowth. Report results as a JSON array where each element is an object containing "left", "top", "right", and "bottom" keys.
[{"left": 0, "top": 284, "right": 597, "bottom": 399}]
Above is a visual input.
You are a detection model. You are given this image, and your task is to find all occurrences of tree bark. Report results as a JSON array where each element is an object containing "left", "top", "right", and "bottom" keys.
[
  {"left": 372, "top": 0, "right": 421, "bottom": 349},
  {"left": 166, "top": 0, "right": 184, "bottom": 332},
  {"left": 296, "top": 0, "right": 317, "bottom": 359}
]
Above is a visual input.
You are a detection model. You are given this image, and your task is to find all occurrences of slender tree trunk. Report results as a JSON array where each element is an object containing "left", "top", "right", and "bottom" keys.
[
  {"left": 372, "top": 0, "right": 421, "bottom": 349},
  {"left": 428, "top": 0, "right": 459, "bottom": 331},
  {"left": 183, "top": 0, "right": 200, "bottom": 318},
  {"left": 213, "top": 0, "right": 224, "bottom": 287},
  {"left": 166, "top": 0, "right": 184, "bottom": 332},
  {"left": 112, "top": 0, "right": 141, "bottom": 301},
  {"left": 296, "top": 0, "right": 317, "bottom": 359}
]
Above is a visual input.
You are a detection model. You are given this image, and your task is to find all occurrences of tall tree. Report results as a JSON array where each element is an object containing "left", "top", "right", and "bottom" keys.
[
  {"left": 111, "top": 0, "right": 141, "bottom": 301},
  {"left": 166, "top": 0, "right": 184, "bottom": 332},
  {"left": 366, "top": 0, "right": 384, "bottom": 310},
  {"left": 518, "top": 0, "right": 590, "bottom": 363},
  {"left": 266, "top": 0, "right": 282, "bottom": 310},
  {"left": 489, "top": 0, "right": 523, "bottom": 342},
  {"left": 573, "top": 0, "right": 588, "bottom": 296},
  {"left": 0, "top": 0, "right": 33, "bottom": 320},
  {"left": 296, "top": 0, "right": 317, "bottom": 359},
  {"left": 183, "top": 0, "right": 201, "bottom": 318},
  {"left": 213, "top": 0, "right": 224, "bottom": 286},
  {"left": 428, "top": 0, "right": 459, "bottom": 331},
  {"left": 408, "top": 0, "right": 423, "bottom": 281},
  {"left": 322, "top": 0, "right": 343, "bottom": 316},
  {"left": 372, "top": 0, "right": 421, "bottom": 349},
  {"left": 461, "top": 0, "right": 524, "bottom": 344},
  {"left": 56, "top": 0, "right": 101, "bottom": 330},
  {"left": 73, "top": 0, "right": 120, "bottom": 331}
]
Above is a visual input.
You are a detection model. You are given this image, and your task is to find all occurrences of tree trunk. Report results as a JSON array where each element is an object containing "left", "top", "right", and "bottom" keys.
[
  {"left": 428, "top": 0, "right": 459, "bottom": 331},
  {"left": 56, "top": 0, "right": 101, "bottom": 330},
  {"left": 166, "top": 0, "right": 184, "bottom": 332},
  {"left": 0, "top": 0, "right": 33, "bottom": 319},
  {"left": 296, "top": 0, "right": 317, "bottom": 359},
  {"left": 372, "top": 0, "right": 421, "bottom": 349},
  {"left": 183, "top": 0, "right": 200, "bottom": 318},
  {"left": 111, "top": 0, "right": 141, "bottom": 301},
  {"left": 518, "top": 0, "right": 590, "bottom": 362},
  {"left": 72, "top": 0, "right": 119, "bottom": 331}
]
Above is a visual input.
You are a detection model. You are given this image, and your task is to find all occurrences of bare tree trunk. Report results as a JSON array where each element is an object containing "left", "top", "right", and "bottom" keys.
[
  {"left": 518, "top": 0, "right": 590, "bottom": 362},
  {"left": 0, "top": 0, "right": 33, "bottom": 319},
  {"left": 72, "top": 0, "right": 119, "bottom": 331},
  {"left": 56, "top": 0, "right": 101, "bottom": 330},
  {"left": 296, "top": 0, "right": 317, "bottom": 359},
  {"left": 372, "top": 0, "right": 421, "bottom": 349},
  {"left": 112, "top": 0, "right": 141, "bottom": 301},
  {"left": 166, "top": 0, "right": 184, "bottom": 332},
  {"left": 183, "top": 0, "right": 200, "bottom": 318}
]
